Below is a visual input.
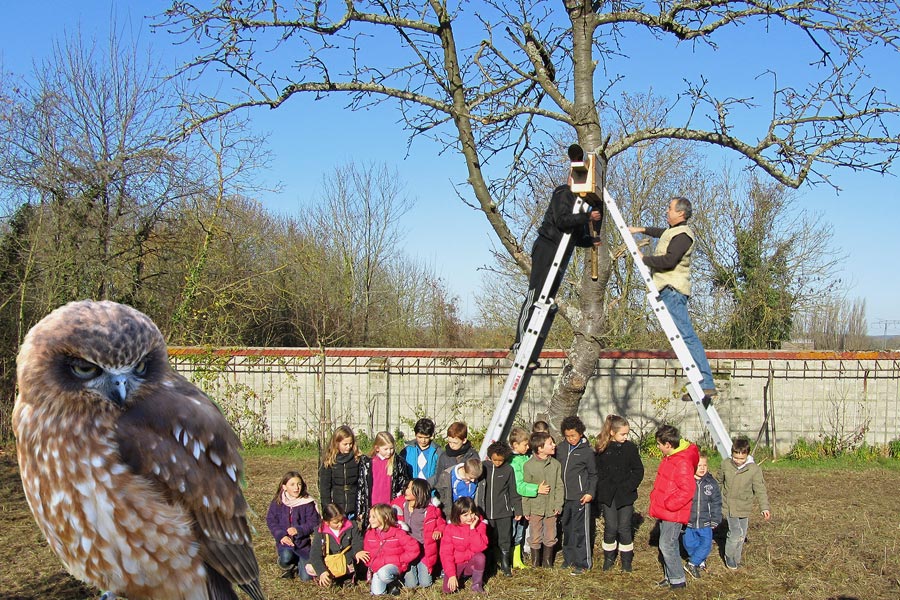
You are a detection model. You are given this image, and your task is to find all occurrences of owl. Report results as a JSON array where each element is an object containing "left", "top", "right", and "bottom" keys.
[{"left": 13, "top": 300, "right": 265, "bottom": 600}]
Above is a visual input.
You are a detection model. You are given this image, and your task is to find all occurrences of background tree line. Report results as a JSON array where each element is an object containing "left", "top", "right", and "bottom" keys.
[{"left": 0, "top": 34, "right": 467, "bottom": 439}]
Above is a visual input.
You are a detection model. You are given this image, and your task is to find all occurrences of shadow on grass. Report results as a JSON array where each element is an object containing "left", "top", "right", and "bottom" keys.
[{"left": 0, "top": 571, "right": 95, "bottom": 600}]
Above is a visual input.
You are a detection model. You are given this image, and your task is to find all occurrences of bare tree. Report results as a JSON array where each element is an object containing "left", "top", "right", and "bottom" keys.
[
  {"left": 795, "top": 296, "right": 868, "bottom": 350},
  {"left": 169, "top": 107, "right": 273, "bottom": 339},
  {"left": 308, "top": 161, "right": 413, "bottom": 345},
  {"left": 18, "top": 34, "right": 193, "bottom": 306},
  {"left": 159, "top": 0, "right": 900, "bottom": 421}
]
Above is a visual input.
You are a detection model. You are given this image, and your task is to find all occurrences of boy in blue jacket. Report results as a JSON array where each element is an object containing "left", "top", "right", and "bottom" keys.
[{"left": 683, "top": 452, "right": 722, "bottom": 579}]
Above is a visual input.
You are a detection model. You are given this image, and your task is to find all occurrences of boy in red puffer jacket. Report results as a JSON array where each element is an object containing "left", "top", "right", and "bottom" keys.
[
  {"left": 648, "top": 424, "right": 699, "bottom": 590},
  {"left": 440, "top": 497, "right": 489, "bottom": 593}
]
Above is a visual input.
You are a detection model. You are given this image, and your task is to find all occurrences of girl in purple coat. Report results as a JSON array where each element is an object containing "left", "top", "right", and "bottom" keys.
[{"left": 266, "top": 470, "right": 320, "bottom": 580}]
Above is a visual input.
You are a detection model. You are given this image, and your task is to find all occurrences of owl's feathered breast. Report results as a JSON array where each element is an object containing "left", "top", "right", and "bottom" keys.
[{"left": 14, "top": 397, "right": 206, "bottom": 598}]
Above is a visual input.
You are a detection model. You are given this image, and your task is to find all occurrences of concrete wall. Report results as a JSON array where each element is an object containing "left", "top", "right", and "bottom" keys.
[{"left": 169, "top": 348, "right": 900, "bottom": 453}]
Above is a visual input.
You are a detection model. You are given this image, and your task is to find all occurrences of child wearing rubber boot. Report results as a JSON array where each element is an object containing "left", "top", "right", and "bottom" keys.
[
  {"left": 594, "top": 415, "right": 644, "bottom": 572},
  {"left": 521, "top": 431, "right": 563, "bottom": 568}
]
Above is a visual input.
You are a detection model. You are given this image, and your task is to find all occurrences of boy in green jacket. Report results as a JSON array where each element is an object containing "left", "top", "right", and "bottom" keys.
[
  {"left": 717, "top": 436, "right": 771, "bottom": 570},
  {"left": 508, "top": 428, "right": 550, "bottom": 569},
  {"left": 522, "top": 431, "right": 564, "bottom": 568}
]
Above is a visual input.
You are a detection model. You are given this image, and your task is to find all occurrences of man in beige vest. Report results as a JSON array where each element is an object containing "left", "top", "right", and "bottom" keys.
[{"left": 629, "top": 197, "right": 717, "bottom": 403}]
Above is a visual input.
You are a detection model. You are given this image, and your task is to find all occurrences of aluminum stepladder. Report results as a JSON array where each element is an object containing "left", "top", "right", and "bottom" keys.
[
  {"left": 574, "top": 153, "right": 733, "bottom": 458},
  {"left": 478, "top": 193, "right": 592, "bottom": 458}
]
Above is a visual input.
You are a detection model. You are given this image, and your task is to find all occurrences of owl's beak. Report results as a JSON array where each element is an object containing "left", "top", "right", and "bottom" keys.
[
  {"left": 112, "top": 374, "right": 129, "bottom": 402},
  {"left": 103, "top": 373, "right": 130, "bottom": 406}
]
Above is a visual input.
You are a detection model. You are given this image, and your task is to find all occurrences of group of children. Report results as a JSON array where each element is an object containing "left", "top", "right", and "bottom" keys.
[
  {"left": 266, "top": 416, "right": 770, "bottom": 594},
  {"left": 649, "top": 427, "right": 771, "bottom": 590}
]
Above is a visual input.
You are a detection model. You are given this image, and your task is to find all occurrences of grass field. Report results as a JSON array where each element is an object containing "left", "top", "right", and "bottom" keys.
[{"left": 2, "top": 444, "right": 899, "bottom": 600}]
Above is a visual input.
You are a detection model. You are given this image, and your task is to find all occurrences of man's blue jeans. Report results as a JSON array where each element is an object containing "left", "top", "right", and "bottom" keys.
[{"left": 659, "top": 287, "right": 715, "bottom": 391}]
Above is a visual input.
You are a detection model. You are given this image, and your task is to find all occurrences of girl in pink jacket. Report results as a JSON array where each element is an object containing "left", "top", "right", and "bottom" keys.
[
  {"left": 391, "top": 478, "right": 444, "bottom": 588},
  {"left": 439, "top": 497, "right": 488, "bottom": 593},
  {"left": 363, "top": 503, "right": 420, "bottom": 595}
]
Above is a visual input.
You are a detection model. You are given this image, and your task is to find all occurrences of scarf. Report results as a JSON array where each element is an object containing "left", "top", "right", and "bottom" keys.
[
  {"left": 282, "top": 491, "right": 312, "bottom": 508},
  {"left": 445, "top": 440, "right": 472, "bottom": 459}
]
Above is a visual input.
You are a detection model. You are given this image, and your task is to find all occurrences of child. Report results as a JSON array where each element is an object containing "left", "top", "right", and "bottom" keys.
[
  {"left": 684, "top": 452, "right": 722, "bottom": 579},
  {"left": 391, "top": 478, "right": 445, "bottom": 588},
  {"left": 436, "top": 457, "right": 484, "bottom": 515},
  {"left": 309, "top": 503, "right": 366, "bottom": 587},
  {"left": 531, "top": 420, "right": 550, "bottom": 433},
  {"left": 594, "top": 414, "right": 644, "bottom": 572},
  {"left": 398, "top": 418, "right": 444, "bottom": 487},
  {"left": 508, "top": 427, "right": 549, "bottom": 570},
  {"left": 436, "top": 421, "right": 480, "bottom": 475},
  {"left": 476, "top": 441, "right": 523, "bottom": 576},
  {"left": 521, "top": 431, "right": 563, "bottom": 568},
  {"left": 266, "top": 471, "right": 320, "bottom": 580},
  {"left": 717, "top": 436, "right": 771, "bottom": 570},
  {"left": 558, "top": 415, "right": 598, "bottom": 574},
  {"left": 358, "top": 431, "right": 411, "bottom": 528},
  {"left": 319, "top": 425, "right": 362, "bottom": 519},
  {"left": 648, "top": 424, "right": 699, "bottom": 590},
  {"left": 440, "top": 497, "right": 489, "bottom": 593},
  {"left": 362, "top": 504, "right": 420, "bottom": 596}
]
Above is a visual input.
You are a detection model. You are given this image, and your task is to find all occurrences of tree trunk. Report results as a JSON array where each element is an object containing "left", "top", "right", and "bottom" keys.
[{"left": 540, "top": 232, "right": 611, "bottom": 431}]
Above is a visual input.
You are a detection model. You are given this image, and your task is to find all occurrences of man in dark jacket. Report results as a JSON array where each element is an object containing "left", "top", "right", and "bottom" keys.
[
  {"left": 557, "top": 416, "right": 598, "bottom": 574},
  {"left": 511, "top": 181, "right": 602, "bottom": 360}
]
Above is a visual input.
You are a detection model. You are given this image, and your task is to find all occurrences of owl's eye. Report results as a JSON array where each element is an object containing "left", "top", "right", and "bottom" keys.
[
  {"left": 133, "top": 360, "right": 147, "bottom": 377},
  {"left": 70, "top": 359, "right": 101, "bottom": 380}
]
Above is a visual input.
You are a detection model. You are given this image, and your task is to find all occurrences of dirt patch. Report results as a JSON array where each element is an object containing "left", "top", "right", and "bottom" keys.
[{"left": 3, "top": 447, "right": 899, "bottom": 599}]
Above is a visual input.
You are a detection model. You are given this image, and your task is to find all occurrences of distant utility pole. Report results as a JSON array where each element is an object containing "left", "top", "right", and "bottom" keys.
[{"left": 874, "top": 319, "right": 900, "bottom": 350}]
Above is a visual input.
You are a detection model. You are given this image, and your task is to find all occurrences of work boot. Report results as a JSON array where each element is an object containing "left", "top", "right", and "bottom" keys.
[
  {"left": 531, "top": 547, "right": 542, "bottom": 568},
  {"left": 541, "top": 544, "right": 556, "bottom": 568},
  {"left": 512, "top": 545, "right": 529, "bottom": 570},
  {"left": 602, "top": 549, "right": 618, "bottom": 571},
  {"left": 498, "top": 550, "right": 512, "bottom": 576},
  {"left": 619, "top": 550, "right": 634, "bottom": 572}
]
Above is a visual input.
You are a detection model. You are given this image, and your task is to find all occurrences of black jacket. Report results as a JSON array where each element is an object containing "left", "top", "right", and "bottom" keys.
[
  {"left": 319, "top": 452, "right": 361, "bottom": 517},
  {"left": 594, "top": 440, "right": 644, "bottom": 508},
  {"left": 536, "top": 185, "right": 595, "bottom": 247},
  {"left": 309, "top": 519, "right": 364, "bottom": 577},
  {"left": 475, "top": 461, "right": 522, "bottom": 520},
  {"left": 558, "top": 436, "right": 599, "bottom": 501}
]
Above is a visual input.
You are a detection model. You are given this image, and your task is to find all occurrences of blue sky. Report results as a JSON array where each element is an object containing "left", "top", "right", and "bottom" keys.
[{"left": 1, "top": 2, "right": 898, "bottom": 335}]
